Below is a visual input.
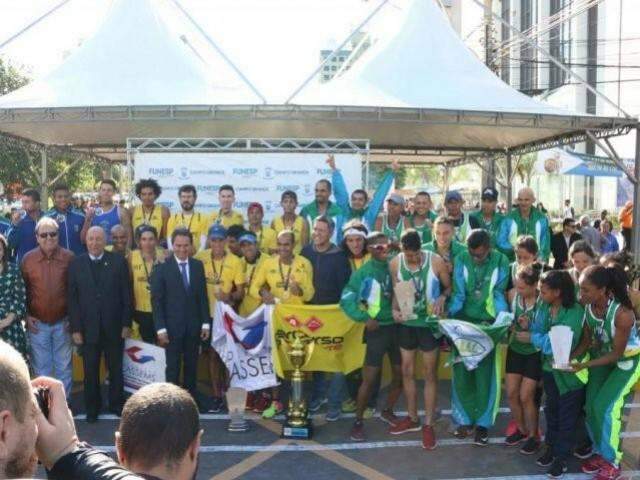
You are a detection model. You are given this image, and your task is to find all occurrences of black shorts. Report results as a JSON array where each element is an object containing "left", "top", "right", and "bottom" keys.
[
  {"left": 398, "top": 325, "right": 439, "bottom": 352},
  {"left": 505, "top": 348, "right": 542, "bottom": 381},
  {"left": 364, "top": 324, "right": 401, "bottom": 368}
]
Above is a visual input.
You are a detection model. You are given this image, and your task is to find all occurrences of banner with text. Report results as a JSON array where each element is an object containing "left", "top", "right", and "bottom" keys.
[
  {"left": 212, "top": 302, "right": 278, "bottom": 391},
  {"left": 271, "top": 303, "right": 366, "bottom": 378},
  {"left": 134, "top": 152, "right": 362, "bottom": 224},
  {"left": 123, "top": 339, "right": 166, "bottom": 393}
]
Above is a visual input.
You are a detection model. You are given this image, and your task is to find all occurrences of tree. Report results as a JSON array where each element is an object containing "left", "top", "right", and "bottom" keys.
[
  {"left": 0, "top": 58, "right": 29, "bottom": 95},
  {"left": 514, "top": 153, "right": 537, "bottom": 186}
]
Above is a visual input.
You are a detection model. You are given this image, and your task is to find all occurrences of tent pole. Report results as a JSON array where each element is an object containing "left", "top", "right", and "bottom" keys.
[
  {"left": 467, "top": 0, "right": 632, "bottom": 119},
  {"left": 632, "top": 125, "right": 640, "bottom": 264},
  {"left": 443, "top": 165, "right": 450, "bottom": 194},
  {"left": 585, "top": 131, "right": 636, "bottom": 184},
  {"left": 40, "top": 147, "right": 48, "bottom": 208},
  {"left": 506, "top": 152, "right": 512, "bottom": 208}
]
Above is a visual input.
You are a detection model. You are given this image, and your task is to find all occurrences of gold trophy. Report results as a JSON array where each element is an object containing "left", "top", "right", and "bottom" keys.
[{"left": 281, "top": 336, "right": 314, "bottom": 439}]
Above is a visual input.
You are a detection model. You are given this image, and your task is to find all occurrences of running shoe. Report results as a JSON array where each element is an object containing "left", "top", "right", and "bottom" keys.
[
  {"left": 594, "top": 462, "right": 621, "bottom": 480},
  {"left": 574, "top": 443, "right": 593, "bottom": 459},
  {"left": 505, "top": 430, "right": 527, "bottom": 446},
  {"left": 341, "top": 399, "right": 357, "bottom": 413},
  {"left": 581, "top": 455, "right": 606, "bottom": 474},
  {"left": 453, "top": 425, "right": 473, "bottom": 439},
  {"left": 389, "top": 417, "right": 421, "bottom": 435},
  {"left": 547, "top": 458, "right": 567, "bottom": 479},
  {"left": 363, "top": 407, "right": 375, "bottom": 419},
  {"left": 520, "top": 437, "right": 540, "bottom": 455},
  {"left": 350, "top": 420, "right": 365, "bottom": 442},
  {"left": 326, "top": 409, "right": 341, "bottom": 422},
  {"left": 308, "top": 397, "right": 327, "bottom": 413},
  {"left": 422, "top": 425, "right": 436, "bottom": 450},
  {"left": 379, "top": 408, "right": 400, "bottom": 427},
  {"left": 504, "top": 418, "right": 518, "bottom": 437},
  {"left": 474, "top": 427, "right": 489, "bottom": 446},
  {"left": 208, "top": 397, "right": 225, "bottom": 413},
  {"left": 262, "top": 400, "right": 284, "bottom": 419},
  {"left": 536, "top": 446, "right": 554, "bottom": 467}
]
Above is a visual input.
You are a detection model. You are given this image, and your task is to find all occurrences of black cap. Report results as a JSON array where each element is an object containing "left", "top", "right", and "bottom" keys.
[{"left": 481, "top": 187, "right": 498, "bottom": 202}]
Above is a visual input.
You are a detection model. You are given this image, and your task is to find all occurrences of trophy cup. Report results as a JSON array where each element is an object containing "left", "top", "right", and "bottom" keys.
[
  {"left": 282, "top": 336, "right": 314, "bottom": 439},
  {"left": 225, "top": 387, "right": 249, "bottom": 432}
]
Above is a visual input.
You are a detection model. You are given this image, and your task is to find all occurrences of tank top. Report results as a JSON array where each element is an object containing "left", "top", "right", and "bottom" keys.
[
  {"left": 382, "top": 214, "right": 404, "bottom": 243},
  {"left": 509, "top": 293, "right": 540, "bottom": 355},
  {"left": 272, "top": 215, "right": 305, "bottom": 254},
  {"left": 409, "top": 212, "right": 436, "bottom": 243},
  {"left": 131, "top": 205, "right": 163, "bottom": 234},
  {"left": 396, "top": 251, "right": 440, "bottom": 329},
  {"left": 91, "top": 205, "right": 120, "bottom": 244},
  {"left": 130, "top": 248, "right": 164, "bottom": 312},
  {"left": 585, "top": 300, "right": 640, "bottom": 358}
]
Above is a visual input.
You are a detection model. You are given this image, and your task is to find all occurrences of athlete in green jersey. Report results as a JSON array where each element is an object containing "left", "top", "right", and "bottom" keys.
[
  {"left": 448, "top": 229, "right": 509, "bottom": 446},
  {"left": 422, "top": 216, "right": 466, "bottom": 275},
  {"left": 388, "top": 230, "right": 450, "bottom": 449},
  {"left": 374, "top": 193, "right": 409, "bottom": 255},
  {"left": 469, "top": 187, "right": 505, "bottom": 253},
  {"left": 574, "top": 265, "right": 640, "bottom": 479},
  {"left": 408, "top": 191, "right": 438, "bottom": 244}
]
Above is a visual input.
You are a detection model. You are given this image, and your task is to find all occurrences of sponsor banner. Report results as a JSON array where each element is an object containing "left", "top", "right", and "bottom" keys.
[
  {"left": 438, "top": 312, "right": 512, "bottom": 371},
  {"left": 134, "top": 152, "right": 362, "bottom": 224},
  {"left": 212, "top": 302, "right": 278, "bottom": 392},
  {"left": 123, "top": 339, "right": 166, "bottom": 393},
  {"left": 271, "top": 303, "right": 366, "bottom": 377}
]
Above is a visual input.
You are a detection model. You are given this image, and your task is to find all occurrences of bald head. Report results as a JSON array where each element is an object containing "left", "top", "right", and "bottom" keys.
[
  {"left": 86, "top": 226, "right": 106, "bottom": 257},
  {"left": 516, "top": 187, "right": 536, "bottom": 213},
  {"left": 0, "top": 341, "right": 31, "bottom": 423}
]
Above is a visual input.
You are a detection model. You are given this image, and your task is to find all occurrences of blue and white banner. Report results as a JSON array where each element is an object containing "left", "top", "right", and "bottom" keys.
[
  {"left": 134, "top": 152, "right": 362, "bottom": 224},
  {"left": 212, "top": 302, "right": 278, "bottom": 392},
  {"left": 123, "top": 339, "right": 167, "bottom": 393}
]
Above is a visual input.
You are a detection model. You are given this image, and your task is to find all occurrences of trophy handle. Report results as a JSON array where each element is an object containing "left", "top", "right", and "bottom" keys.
[{"left": 302, "top": 339, "right": 315, "bottom": 369}]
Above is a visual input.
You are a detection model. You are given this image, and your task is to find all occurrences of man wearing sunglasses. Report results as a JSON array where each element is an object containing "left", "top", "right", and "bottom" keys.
[
  {"left": 20, "top": 217, "right": 75, "bottom": 397},
  {"left": 340, "top": 232, "right": 404, "bottom": 442},
  {"left": 448, "top": 229, "right": 509, "bottom": 446}
]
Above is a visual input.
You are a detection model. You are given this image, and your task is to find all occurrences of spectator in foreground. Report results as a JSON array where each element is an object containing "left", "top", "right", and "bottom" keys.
[
  {"left": 0, "top": 340, "right": 147, "bottom": 480},
  {"left": 115, "top": 383, "right": 203, "bottom": 480}
]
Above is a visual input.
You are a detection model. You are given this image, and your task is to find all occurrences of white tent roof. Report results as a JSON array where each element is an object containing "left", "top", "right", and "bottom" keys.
[
  {"left": 0, "top": 0, "right": 264, "bottom": 108},
  {"left": 292, "top": 0, "right": 572, "bottom": 116},
  {"left": 0, "top": 0, "right": 633, "bottom": 159}
]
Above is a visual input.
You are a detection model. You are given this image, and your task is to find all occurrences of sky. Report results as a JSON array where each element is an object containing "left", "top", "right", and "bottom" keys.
[{"left": 0, "top": 0, "right": 405, "bottom": 100}]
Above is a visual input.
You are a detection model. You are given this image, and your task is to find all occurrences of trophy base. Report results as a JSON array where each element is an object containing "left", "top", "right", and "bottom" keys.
[{"left": 282, "top": 423, "right": 313, "bottom": 439}]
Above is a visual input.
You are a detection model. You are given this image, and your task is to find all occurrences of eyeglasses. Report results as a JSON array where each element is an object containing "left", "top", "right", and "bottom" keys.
[
  {"left": 38, "top": 232, "right": 58, "bottom": 239},
  {"left": 370, "top": 244, "right": 388, "bottom": 252}
]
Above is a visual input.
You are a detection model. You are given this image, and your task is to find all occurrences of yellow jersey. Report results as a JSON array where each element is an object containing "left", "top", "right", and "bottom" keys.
[
  {"left": 167, "top": 211, "right": 209, "bottom": 251},
  {"left": 209, "top": 209, "right": 244, "bottom": 228},
  {"left": 247, "top": 226, "right": 277, "bottom": 254},
  {"left": 349, "top": 253, "right": 371, "bottom": 272},
  {"left": 129, "top": 248, "right": 165, "bottom": 312},
  {"left": 249, "top": 254, "right": 314, "bottom": 305},
  {"left": 238, "top": 254, "right": 268, "bottom": 316},
  {"left": 271, "top": 215, "right": 306, "bottom": 254},
  {"left": 131, "top": 205, "right": 164, "bottom": 235},
  {"left": 195, "top": 249, "right": 245, "bottom": 316}
]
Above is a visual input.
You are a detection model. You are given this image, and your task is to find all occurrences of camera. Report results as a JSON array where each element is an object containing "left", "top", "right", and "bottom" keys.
[{"left": 34, "top": 386, "right": 50, "bottom": 419}]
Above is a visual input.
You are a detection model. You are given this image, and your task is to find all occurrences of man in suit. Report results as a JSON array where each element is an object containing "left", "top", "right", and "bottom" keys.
[
  {"left": 550, "top": 218, "right": 582, "bottom": 270},
  {"left": 68, "top": 226, "right": 132, "bottom": 423},
  {"left": 150, "top": 228, "right": 210, "bottom": 406}
]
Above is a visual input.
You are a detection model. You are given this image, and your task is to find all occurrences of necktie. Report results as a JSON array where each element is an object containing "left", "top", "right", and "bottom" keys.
[{"left": 179, "top": 262, "right": 189, "bottom": 289}]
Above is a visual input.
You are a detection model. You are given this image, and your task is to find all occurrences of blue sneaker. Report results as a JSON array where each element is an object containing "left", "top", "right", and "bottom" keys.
[
  {"left": 325, "top": 409, "right": 341, "bottom": 422},
  {"left": 308, "top": 397, "right": 327, "bottom": 412}
]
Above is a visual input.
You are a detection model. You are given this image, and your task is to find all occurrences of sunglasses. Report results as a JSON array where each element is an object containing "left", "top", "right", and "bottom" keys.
[
  {"left": 370, "top": 244, "right": 389, "bottom": 252},
  {"left": 38, "top": 232, "right": 58, "bottom": 239}
]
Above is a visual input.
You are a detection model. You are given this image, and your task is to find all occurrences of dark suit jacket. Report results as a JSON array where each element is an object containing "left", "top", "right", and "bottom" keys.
[
  {"left": 551, "top": 232, "right": 582, "bottom": 270},
  {"left": 67, "top": 251, "right": 133, "bottom": 344},
  {"left": 150, "top": 256, "right": 210, "bottom": 340}
]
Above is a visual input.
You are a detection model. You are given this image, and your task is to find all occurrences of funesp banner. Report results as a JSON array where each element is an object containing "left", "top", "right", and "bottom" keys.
[
  {"left": 122, "top": 339, "right": 166, "bottom": 393},
  {"left": 134, "top": 152, "right": 363, "bottom": 223}
]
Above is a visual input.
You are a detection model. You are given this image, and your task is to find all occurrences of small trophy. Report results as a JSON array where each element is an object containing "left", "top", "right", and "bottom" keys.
[
  {"left": 282, "top": 336, "right": 314, "bottom": 439},
  {"left": 225, "top": 387, "right": 249, "bottom": 432}
]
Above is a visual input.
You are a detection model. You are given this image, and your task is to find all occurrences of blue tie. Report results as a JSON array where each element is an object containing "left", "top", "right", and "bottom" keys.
[{"left": 179, "top": 262, "right": 189, "bottom": 290}]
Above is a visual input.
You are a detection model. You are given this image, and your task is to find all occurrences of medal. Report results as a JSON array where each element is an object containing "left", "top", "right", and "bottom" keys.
[
  {"left": 95, "top": 207, "right": 103, "bottom": 216},
  {"left": 55, "top": 213, "right": 65, "bottom": 224},
  {"left": 142, "top": 205, "right": 155, "bottom": 225},
  {"left": 278, "top": 258, "right": 293, "bottom": 293},
  {"left": 211, "top": 255, "right": 225, "bottom": 287}
]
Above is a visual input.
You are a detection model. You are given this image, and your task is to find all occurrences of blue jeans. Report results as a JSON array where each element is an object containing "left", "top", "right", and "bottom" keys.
[
  {"left": 311, "top": 372, "right": 347, "bottom": 412},
  {"left": 29, "top": 319, "right": 73, "bottom": 398}
]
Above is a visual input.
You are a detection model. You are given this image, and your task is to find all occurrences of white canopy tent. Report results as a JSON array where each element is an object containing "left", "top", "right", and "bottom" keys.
[{"left": 0, "top": 0, "right": 638, "bottom": 254}]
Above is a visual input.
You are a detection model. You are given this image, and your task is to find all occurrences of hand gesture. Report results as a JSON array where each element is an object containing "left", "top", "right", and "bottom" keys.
[
  {"left": 326, "top": 154, "right": 337, "bottom": 171},
  {"left": 157, "top": 331, "right": 169, "bottom": 347},
  {"left": 289, "top": 278, "right": 303, "bottom": 297},
  {"left": 72, "top": 332, "right": 83, "bottom": 345},
  {"left": 391, "top": 159, "right": 399, "bottom": 172}
]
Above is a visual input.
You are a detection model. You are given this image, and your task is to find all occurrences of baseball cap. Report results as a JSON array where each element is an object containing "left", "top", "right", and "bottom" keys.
[
  {"left": 481, "top": 187, "right": 498, "bottom": 202},
  {"left": 238, "top": 232, "right": 257, "bottom": 244},
  {"left": 247, "top": 202, "right": 263, "bottom": 213},
  {"left": 444, "top": 190, "right": 463, "bottom": 203},
  {"left": 208, "top": 224, "right": 227, "bottom": 240},
  {"left": 386, "top": 193, "right": 405, "bottom": 205}
]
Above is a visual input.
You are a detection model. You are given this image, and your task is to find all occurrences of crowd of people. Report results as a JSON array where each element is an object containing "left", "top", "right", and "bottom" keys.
[{"left": 0, "top": 154, "right": 639, "bottom": 480}]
